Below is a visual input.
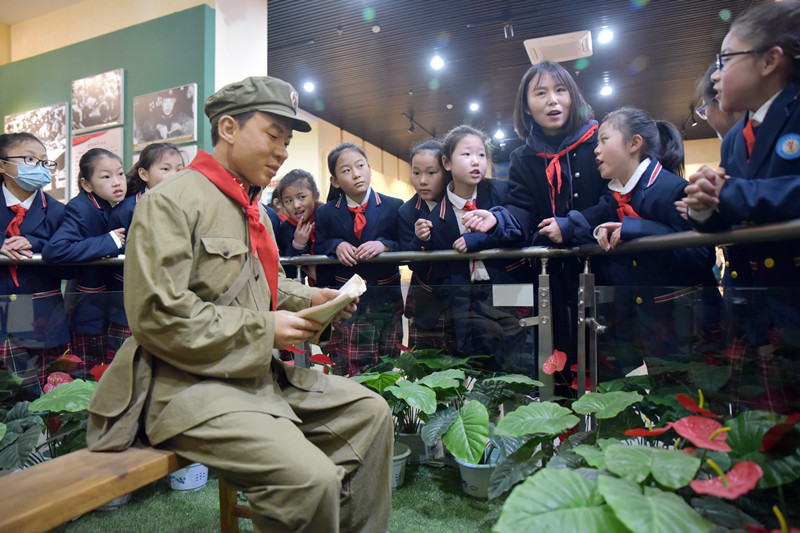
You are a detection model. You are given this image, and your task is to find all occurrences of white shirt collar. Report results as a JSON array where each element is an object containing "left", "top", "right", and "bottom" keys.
[
  {"left": 3, "top": 183, "right": 36, "bottom": 209},
  {"left": 608, "top": 158, "right": 651, "bottom": 195},
  {"left": 424, "top": 199, "right": 438, "bottom": 211},
  {"left": 445, "top": 183, "right": 476, "bottom": 210},
  {"left": 345, "top": 186, "right": 372, "bottom": 208},
  {"left": 751, "top": 90, "right": 782, "bottom": 126}
]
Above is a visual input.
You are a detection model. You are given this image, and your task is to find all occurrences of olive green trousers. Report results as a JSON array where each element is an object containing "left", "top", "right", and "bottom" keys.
[{"left": 163, "top": 373, "right": 393, "bottom": 533}]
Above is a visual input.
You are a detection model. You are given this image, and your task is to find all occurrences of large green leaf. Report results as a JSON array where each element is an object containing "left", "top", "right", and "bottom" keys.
[
  {"left": 421, "top": 407, "right": 458, "bottom": 446},
  {"left": 418, "top": 369, "right": 465, "bottom": 390},
  {"left": 0, "top": 422, "right": 5, "bottom": 442},
  {"left": 442, "top": 400, "right": 489, "bottom": 464},
  {"left": 0, "top": 369, "right": 23, "bottom": 404},
  {"left": 493, "top": 468, "right": 629, "bottom": 533},
  {"left": 495, "top": 402, "right": 579, "bottom": 437},
  {"left": 0, "top": 423, "right": 42, "bottom": 470},
  {"left": 386, "top": 380, "right": 437, "bottom": 414},
  {"left": 575, "top": 445, "right": 607, "bottom": 470},
  {"left": 350, "top": 371, "right": 401, "bottom": 393},
  {"left": 687, "top": 362, "right": 731, "bottom": 393},
  {"left": 604, "top": 444, "right": 700, "bottom": 489},
  {"left": 725, "top": 410, "right": 774, "bottom": 457},
  {"left": 598, "top": 475, "right": 711, "bottom": 533},
  {"left": 29, "top": 379, "right": 97, "bottom": 413},
  {"left": 482, "top": 374, "right": 544, "bottom": 388},
  {"left": 572, "top": 392, "right": 643, "bottom": 419},
  {"left": 488, "top": 448, "right": 544, "bottom": 500}
]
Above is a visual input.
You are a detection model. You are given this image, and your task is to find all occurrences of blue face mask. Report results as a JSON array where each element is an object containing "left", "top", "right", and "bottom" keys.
[{"left": 5, "top": 163, "right": 52, "bottom": 191}]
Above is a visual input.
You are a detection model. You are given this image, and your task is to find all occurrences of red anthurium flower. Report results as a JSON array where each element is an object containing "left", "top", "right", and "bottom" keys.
[
  {"left": 690, "top": 461, "right": 763, "bottom": 500},
  {"left": 760, "top": 412, "right": 800, "bottom": 452},
  {"left": 682, "top": 447, "right": 696, "bottom": 456},
  {"left": 46, "top": 415, "right": 61, "bottom": 435},
  {"left": 309, "top": 353, "right": 335, "bottom": 366},
  {"left": 49, "top": 351, "right": 84, "bottom": 372},
  {"left": 542, "top": 350, "right": 567, "bottom": 375},
  {"left": 570, "top": 375, "right": 592, "bottom": 391},
  {"left": 676, "top": 393, "right": 722, "bottom": 418},
  {"left": 284, "top": 345, "right": 305, "bottom": 354},
  {"left": 89, "top": 364, "right": 108, "bottom": 382},
  {"left": 624, "top": 426, "right": 671, "bottom": 437},
  {"left": 396, "top": 343, "right": 412, "bottom": 353},
  {"left": 43, "top": 372, "right": 73, "bottom": 393},
  {"left": 668, "top": 416, "right": 732, "bottom": 452}
]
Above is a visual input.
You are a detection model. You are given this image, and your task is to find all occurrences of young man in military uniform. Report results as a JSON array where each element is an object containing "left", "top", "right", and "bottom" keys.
[{"left": 88, "top": 76, "right": 393, "bottom": 533}]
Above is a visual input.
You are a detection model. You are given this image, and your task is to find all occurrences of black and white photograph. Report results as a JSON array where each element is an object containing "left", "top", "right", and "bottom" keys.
[
  {"left": 133, "top": 83, "right": 197, "bottom": 151},
  {"left": 4, "top": 102, "right": 69, "bottom": 201},
  {"left": 71, "top": 68, "right": 124, "bottom": 134}
]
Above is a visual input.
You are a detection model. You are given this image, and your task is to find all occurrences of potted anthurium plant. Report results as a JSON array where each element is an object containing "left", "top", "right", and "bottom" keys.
[
  {"left": 420, "top": 369, "right": 543, "bottom": 498},
  {"left": 484, "top": 356, "right": 800, "bottom": 533}
]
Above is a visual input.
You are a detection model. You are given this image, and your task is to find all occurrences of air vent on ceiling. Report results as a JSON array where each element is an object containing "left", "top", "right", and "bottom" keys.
[{"left": 523, "top": 30, "right": 593, "bottom": 64}]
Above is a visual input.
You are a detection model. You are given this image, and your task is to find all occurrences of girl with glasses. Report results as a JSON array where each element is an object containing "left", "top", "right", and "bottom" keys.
[{"left": 0, "top": 132, "right": 69, "bottom": 395}]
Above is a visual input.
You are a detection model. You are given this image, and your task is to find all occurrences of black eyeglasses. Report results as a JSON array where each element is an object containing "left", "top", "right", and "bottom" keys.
[
  {"left": 695, "top": 96, "right": 718, "bottom": 121},
  {"left": 716, "top": 49, "right": 767, "bottom": 71},
  {"left": 2, "top": 155, "right": 58, "bottom": 171}
]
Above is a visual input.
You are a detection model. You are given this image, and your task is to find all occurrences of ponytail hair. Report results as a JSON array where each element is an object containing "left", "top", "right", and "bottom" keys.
[
  {"left": 603, "top": 107, "right": 685, "bottom": 177},
  {"left": 126, "top": 142, "right": 182, "bottom": 196}
]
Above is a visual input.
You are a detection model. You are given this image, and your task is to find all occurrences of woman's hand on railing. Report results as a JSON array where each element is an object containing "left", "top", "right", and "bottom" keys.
[
  {"left": 462, "top": 209, "right": 497, "bottom": 233},
  {"left": 538, "top": 218, "right": 563, "bottom": 244}
]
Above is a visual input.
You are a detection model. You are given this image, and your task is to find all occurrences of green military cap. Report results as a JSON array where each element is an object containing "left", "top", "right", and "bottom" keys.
[{"left": 204, "top": 76, "right": 311, "bottom": 132}]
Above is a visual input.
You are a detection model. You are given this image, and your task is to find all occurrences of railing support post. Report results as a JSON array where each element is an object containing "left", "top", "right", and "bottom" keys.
[{"left": 538, "top": 258, "right": 553, "bottom": 400}]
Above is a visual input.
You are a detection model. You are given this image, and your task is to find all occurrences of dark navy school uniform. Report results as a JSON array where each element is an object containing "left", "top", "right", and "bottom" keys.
[
  {"left": 315, "top": 188, "right": 404, "bottom": 373},
  {"left": 425, "top": 179, "right": 531, "bottom": 370},
  {"left": 565, "top": 159, "right": 717, "bottom": 288},
  {"left": 1, "top": 188, "right": 69, "bottom": 349},
  {"left": 43, "top": 190, "right": 120, "bottom": 336},
  {"left": 692, "top": 82, "right": 800, "bottom": 287},
  {"left": 105, "top": 191, "right": 142, "bottom": 329},
  {"left": 275, "top": 204, "right": 321, "bottom": 284}
]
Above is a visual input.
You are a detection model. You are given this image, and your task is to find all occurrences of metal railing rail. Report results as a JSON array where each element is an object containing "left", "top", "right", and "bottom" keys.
[{"left": 3, "top": 218, "right": 798, "bottom": 267}]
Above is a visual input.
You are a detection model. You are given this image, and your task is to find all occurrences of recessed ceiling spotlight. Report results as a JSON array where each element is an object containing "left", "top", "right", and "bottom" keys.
[
  {"left": 303, "top": 81, "right": 315, "bottom": 93},
  {"left": 446, "top": 103, "right": 453, "bottom": 110},
  {"left": 430, "top": 55, "right": 445, "bottom": 70},
  {"left": 600, "top": 85, "right": 613, "bottom": 96},
  {"left": 372, "top": 25, "right": 381, "bottom": 33},
  {"left": 597, "top": 28, "right": 614, "bottom": 44},
  {"left": 494, "top": 129, "right": 504, "bottom": 140},
  {"left": 469, "top": 102, "right": 480, "bottom": 112}
]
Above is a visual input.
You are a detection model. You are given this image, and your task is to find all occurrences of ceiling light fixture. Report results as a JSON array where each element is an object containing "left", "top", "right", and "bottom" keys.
[
  {"left": 430, "top": 55, "right": 444, "bottom": 70},
  {"left": 600, "top": 85, "right": 613, "bottom": 96},
  {"left": 494, "top": 129, "right": 504, "bottom": 140},
  {"left": 402, "top": 113, "right": 435, "bottom": 137},
  {"left": 303, "top": 81, "right": 315, "bottom": 92},
  {"left": 597, "top": 28, "right": 614, "bottom": 44},
  {"left": 469, "top": 102, "right": 480, "bottom": 112}
]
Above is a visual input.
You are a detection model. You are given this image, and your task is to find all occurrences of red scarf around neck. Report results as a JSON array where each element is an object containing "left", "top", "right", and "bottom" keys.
[
  {"left": 348, "top": 202, "right": 368, "bottom": 239},
  {"left": 187, "top": 150, "right": 279, "bottom": 310},
  {"left": 6, "top": 204, "right": 27, "bottom": 286},
  {"left": 535, "top": 123, "right": 598, "bottom": 214},
  {"left": 613, "top": 191, "right": 642, "bottom": 221}
]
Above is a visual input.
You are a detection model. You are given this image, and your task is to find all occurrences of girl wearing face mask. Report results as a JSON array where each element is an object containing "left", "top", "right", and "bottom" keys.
[
  {"left": 44, "top": 148, "right": 127, "bottom": 369},
  {"left": 0, "top": 132, "right": 70, "bottom": 395}
]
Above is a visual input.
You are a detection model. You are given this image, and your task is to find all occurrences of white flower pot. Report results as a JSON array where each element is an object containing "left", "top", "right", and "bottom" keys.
[
  {"left": 169, "top": 462, "right": 209, "bottom": 491},
  {"left": 392, "top": 442, "right": 411, "bottom": 489},
  {"left": 454, "top": 457, "right": 497, "bottom": 499}
]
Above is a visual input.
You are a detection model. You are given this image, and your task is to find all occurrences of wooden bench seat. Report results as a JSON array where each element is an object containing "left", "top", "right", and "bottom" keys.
[{"left": 0, "top": 446, "right": 253, "bottom": 533}]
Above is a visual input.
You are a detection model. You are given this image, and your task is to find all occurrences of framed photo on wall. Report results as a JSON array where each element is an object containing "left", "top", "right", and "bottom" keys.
[
  {"left": 70, "top": 127, "right": 123, "bottom": 199},
  {"left": 133, "top": 83, "right": 197, "bottom": 151},
  {"left": 4, "top": 102, "right": 69, "bottom": 201},
  {"left": 71, "top": 68, "right": 124, "bottom": 134}
]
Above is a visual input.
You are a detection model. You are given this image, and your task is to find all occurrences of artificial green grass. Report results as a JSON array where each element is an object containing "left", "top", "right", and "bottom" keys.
[{"left": 55, "top": 463, "right": 505, "bottom": 533}]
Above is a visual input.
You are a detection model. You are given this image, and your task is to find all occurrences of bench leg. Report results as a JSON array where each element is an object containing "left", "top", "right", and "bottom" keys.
[{"left": 219, "top": 477, "right": 253, "bottom": 533}]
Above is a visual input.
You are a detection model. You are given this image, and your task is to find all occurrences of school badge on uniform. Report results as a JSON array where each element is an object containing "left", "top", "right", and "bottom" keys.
[{"left": 776, "top": 133, "right": 800, "bottom": 160}]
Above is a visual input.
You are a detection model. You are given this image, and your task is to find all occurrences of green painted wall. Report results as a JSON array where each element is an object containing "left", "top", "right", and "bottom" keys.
[{"left": 0, "top": 5, "right": 215, "bottom": 187}]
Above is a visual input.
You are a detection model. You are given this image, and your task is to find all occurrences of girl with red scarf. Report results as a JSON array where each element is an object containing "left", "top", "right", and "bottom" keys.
[{"left": 275, "top": 169, "right": 322, "bottom": 285}]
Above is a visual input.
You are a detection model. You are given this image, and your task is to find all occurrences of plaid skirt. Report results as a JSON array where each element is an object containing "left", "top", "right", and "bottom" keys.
[
  {"left": 328, "top": 304, "right": 403, "bottom": 377},
  {"left": 0, "top": 336, "right": 71, "bottom": 396},
  {"left": 106, "top": 321, "right": 132, "bottom": 362}
]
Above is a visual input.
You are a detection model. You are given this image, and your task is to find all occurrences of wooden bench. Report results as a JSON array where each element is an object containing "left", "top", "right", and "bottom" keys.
[{"left": 0, "top": 446, "right": 253, "bottom": 533}]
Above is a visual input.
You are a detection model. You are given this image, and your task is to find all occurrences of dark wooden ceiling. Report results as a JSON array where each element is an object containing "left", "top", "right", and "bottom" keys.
[{"left": 267, "top": 0, "right": 762, "bottom": 163}]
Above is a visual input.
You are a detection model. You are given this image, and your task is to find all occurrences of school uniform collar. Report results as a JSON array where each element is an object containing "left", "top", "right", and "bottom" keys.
[
  {"left": 445, "top": 183, "right": 477, "bottom": 210},
  {"left": 750, "top": 90, "right": 782, "bottom": 126},
  {"left": 3, "top": 183, "right": 36, "bottom": 209},
  {"left": 345, "top": 187, "right": 373, "bottom": 209},
  {"left": 608, "top": 158, "right": 651, "bottom": 194}
]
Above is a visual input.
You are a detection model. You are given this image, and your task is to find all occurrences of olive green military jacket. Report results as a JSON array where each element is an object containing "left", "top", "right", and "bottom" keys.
[{"left": 88, "top": 166, "right": 320, "bottom": 447}]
